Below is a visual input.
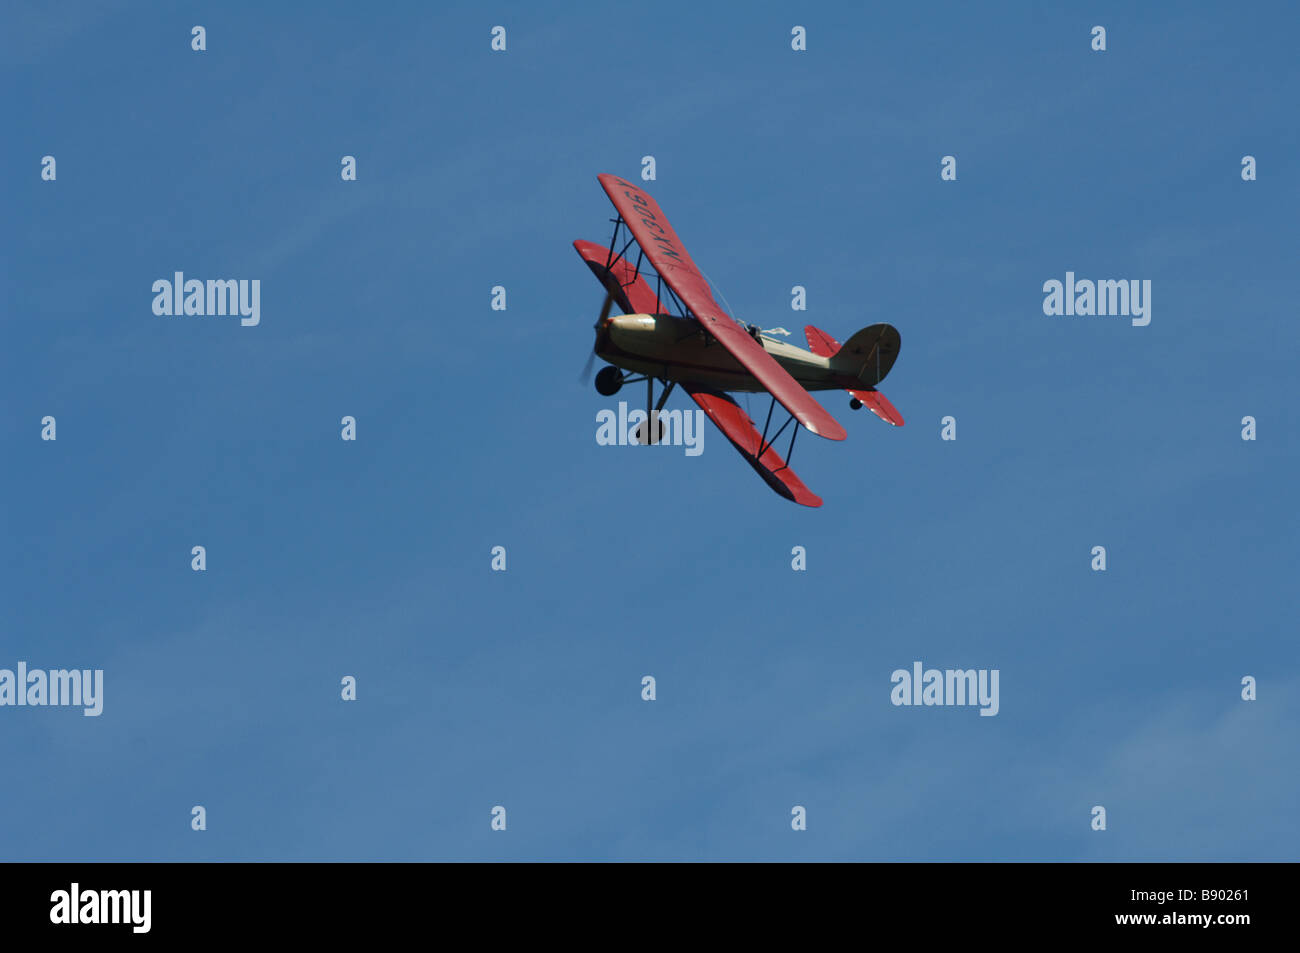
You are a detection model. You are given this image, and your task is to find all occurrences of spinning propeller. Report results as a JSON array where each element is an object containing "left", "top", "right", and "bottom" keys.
[{"left": 579, "top": 290, "right": 614, "bottom": 383}]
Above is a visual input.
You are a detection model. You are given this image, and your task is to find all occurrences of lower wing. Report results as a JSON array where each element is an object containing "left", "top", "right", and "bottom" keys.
[{"left": 684, "top": 384, "right": 822, "bottom": 507}]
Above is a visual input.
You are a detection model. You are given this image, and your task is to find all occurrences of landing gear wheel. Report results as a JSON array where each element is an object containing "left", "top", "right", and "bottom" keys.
[
  {"left": 849, "top": 397, "right": 863, "bottom": 410},
  {"left": 633, "top": 417, "right": 666, "bottom": 446},
  {"left": 595, "top": 365, "right": 624, "bottom": 396}
]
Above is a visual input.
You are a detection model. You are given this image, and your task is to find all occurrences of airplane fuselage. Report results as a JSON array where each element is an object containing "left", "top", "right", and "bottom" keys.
[{"left": 595, "top": 313, "right": 852, "bottom": 393}]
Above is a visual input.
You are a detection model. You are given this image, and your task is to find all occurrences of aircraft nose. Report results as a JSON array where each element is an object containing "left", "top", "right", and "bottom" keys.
[{"left": 607, "top": 314, "right": 656, "bottom": 332}]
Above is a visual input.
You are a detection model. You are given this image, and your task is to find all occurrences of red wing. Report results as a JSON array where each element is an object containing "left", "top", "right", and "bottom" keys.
[
  {"left": 573, "top": 240, "right": 662, "bottom": 315},
  {"left": 803, "top": 325, "right": 841, "bottom": 357},
  {"left": 598, "top": 174, "right": 846, "bottom": 441},
  {"left": 684, "top": 385, "right": 822, "bottom": 507},
  {"left": 595, "top": 175, "right": 725, "bottom": 315}
]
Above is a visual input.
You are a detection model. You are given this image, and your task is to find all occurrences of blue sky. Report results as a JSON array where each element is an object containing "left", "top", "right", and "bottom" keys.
[{"left": 3, "top": 1, "right": 1296, "bottom": 860}]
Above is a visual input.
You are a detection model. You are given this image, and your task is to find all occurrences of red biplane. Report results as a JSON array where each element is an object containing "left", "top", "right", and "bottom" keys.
[{"left": 577, "top": 174, "right": 904, "bottom": 507}]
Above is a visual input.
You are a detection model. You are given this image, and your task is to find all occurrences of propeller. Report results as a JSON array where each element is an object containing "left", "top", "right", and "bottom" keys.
[{"left": 579, "top": 291, "right": 615, "bottom": 383}]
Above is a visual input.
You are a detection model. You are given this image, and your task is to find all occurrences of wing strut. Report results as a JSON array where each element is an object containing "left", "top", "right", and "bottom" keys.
[
  {"left": 605, "top": 215, "right": 690, "bottom": 317},
  {"left": 755, "top": 394, "right": 799, "bottom": 469}
]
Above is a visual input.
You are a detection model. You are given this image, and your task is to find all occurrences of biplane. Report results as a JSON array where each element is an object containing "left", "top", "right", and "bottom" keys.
[{"left": 577, "top": 173, "right": 904, "bottom": 507}]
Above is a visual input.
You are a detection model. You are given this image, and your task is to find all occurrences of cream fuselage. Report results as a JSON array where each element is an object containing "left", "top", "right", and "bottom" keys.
[{"left": 595, "top": 313, "right": 846, "bottom": 393}]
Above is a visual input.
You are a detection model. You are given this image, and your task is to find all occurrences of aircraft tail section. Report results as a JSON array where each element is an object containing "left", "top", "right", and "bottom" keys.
[
  {"left": 805, "top": 324, "right": 904, "bottom": 426},
  {"left": 829, "top": 323, "right": 901, "bottom": 387}
]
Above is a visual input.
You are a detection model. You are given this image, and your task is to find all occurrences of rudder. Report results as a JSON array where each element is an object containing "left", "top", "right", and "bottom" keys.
[{"left": 829, "top": 323, "right": 901, "bottom": 386}]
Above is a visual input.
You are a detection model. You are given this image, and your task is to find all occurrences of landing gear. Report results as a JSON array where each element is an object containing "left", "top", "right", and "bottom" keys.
[
  {"left": 595, "top": 365, "right": 624, "bottom": 396},
  {"left": 849, "top": 397, "right": 863, "bottom": 410},
  {"left": 631, "top": 374, "right": 675, "bottom": 445},
  {"left": 632, "top": 417, "right": 666, "bottom": 446}
]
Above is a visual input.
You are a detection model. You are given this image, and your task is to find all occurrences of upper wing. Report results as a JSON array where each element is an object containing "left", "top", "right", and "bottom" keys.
[
  {"left": 598, "top": 174, "right": 846, "bottom": 441},
  {"left": 684, "top": 385, "right": 822, "bottom": 507}
]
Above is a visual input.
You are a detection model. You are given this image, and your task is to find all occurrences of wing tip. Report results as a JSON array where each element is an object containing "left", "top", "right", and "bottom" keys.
[{"left": 810, "top": 420, "right": 848, "bottom": 441}]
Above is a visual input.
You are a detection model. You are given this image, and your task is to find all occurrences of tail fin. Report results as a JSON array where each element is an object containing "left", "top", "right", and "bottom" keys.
[{"left": 829, "top": 323, "right": 901, "bottom": 387}]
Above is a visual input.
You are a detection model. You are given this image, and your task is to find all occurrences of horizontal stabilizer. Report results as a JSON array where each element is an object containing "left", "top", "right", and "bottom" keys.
[
  {"left": 849, "top": 389, "right": 905, "bottom": 426},
  {"left": 803, "top": 325, "right": 840, "bottom": 358}
]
